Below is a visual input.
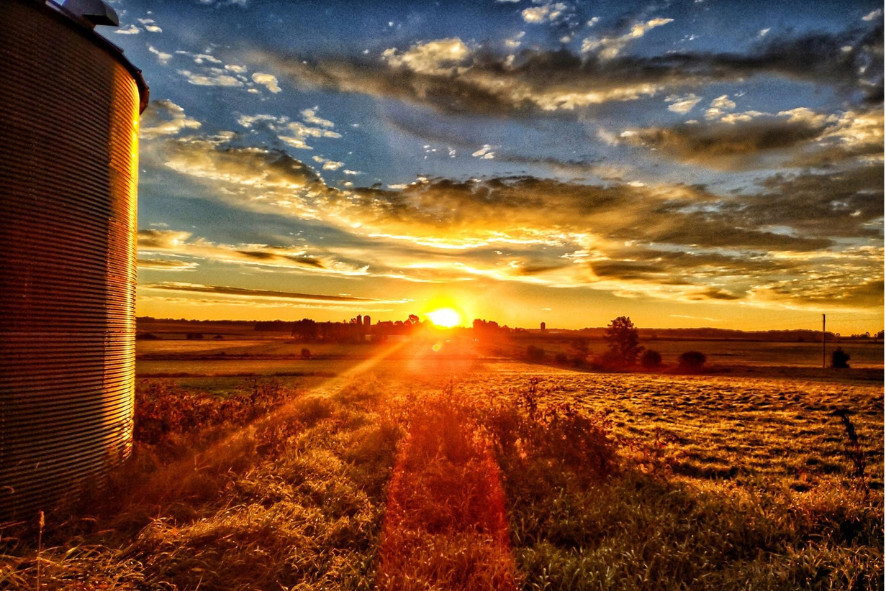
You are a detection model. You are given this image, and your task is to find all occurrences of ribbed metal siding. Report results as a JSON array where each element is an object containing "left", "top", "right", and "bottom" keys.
[{"left": 0, "top": 0, "right": 142, "bottom": 521}]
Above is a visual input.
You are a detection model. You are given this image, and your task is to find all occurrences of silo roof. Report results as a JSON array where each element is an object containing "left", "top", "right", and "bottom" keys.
[{"left": 40, "top": 0, "right": 150, "bottom": 112}]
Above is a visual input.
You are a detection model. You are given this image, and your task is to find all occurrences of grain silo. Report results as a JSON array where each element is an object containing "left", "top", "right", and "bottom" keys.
[{"left": 0, "top": 0, "right": 148, "bottom": 522}]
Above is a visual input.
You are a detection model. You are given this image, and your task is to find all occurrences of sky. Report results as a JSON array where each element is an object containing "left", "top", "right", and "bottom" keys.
[{"left": 94, "top": 0, "right": 882, "bottom": 332}]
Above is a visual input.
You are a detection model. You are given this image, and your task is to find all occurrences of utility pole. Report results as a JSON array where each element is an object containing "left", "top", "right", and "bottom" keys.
[{"left": 822, "top": 314, "right": 826, "bottom": 369}]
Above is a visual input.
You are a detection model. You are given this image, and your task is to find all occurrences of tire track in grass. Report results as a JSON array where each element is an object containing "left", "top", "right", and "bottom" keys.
[{"left": 376, "top": 391, "right": 518, "bottom": 590}]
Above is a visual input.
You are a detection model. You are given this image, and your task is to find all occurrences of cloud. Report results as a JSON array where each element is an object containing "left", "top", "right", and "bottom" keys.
[
  {"left": 137, "top": 258, "right": 199, "bottom": 271},
  {"left": 155, "top": 141, "right": 335, "bottom": 217},
  {"left": 251, "top": 72, "right": 281, "bottom": 93},
  {"left": 178, "top": 68, "right": 244, "bottom": 87},
  {"left": 301, "top": 108, "right": 335, "bottom": 128},
  {"left": 626, "top": 105, "right": 883, "bottom": 171},
  {"left": 137, "top": 229, "right": 193, "bottom": 250},
  {"left": 737, "top": 164, "right": 884, "bottom": 239},
  {"left": 581, "top": 17, "right": 674, "bottom": 59},
  {"left": 236, "top": 111, "right": 340, "bottom": 150},
  {"left": 382, "top": 38, "right": 472, "bottom": 75},
  {"left": 666, "top": 93, "right": 702, "bottom": 114},
  {"left": 787, "top": 107, "right": 884, "bottom": 167},
  {"left": 137, "top": 229, "right": 369, "bottom": 276},
  {"left": 284, "top": 120, "right": 341, "bottom": 140},
  {"left": 624, "top": 112, "right": 834, "bottom": 169},
  {"left": 148, "top": 134, "right": 881, "bottom": 310},
  {"left": 140, "top": 100, "right": 202, "bottom": 139},
  {"left": 471, "top": 144, "right": 496, "bottom": 159},
  {"left": 689, "top": 287, "right": 743, "bottom": 301},
  {"left": 755, "top": 277, "right": 883, "bottom": 309},
  {"left": 198, "top": 0, "right": 248, "bottom": 6},
  {"left": 313, "top": 156, "right": 344, "bottom": 170},
  {"left": 143, "top": 282, "right": 388, "bottom": 303},
  {"left": 114, "top": 24, "right": 140, "bottom": 35},
  {"left": 522, "top": 3, "right": 567, "bottom": 24},
  {"left": 148, "top": 45, "right": 172, "bottom": 65},
  {"left": 252, "top": 21, "right": 881, "bottom": 117},
  {"left": 705, "top": 94, "right": 736, "bottom": 119},
  {"left": 863, "top": 9, "right": 882, "bottom": 22},
  {"left": 138, "top": 18, "right": 162, "bottom": 33},
  {"left": 154, "top": 134, "right": 875, "bottom": 255}
]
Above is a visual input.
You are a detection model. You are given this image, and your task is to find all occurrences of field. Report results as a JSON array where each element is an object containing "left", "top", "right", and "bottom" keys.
[{"left": 1, "top": 331, "right": 883, "bottom": 590}]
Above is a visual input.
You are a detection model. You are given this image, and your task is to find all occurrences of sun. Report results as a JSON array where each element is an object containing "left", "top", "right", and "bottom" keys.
[{"left": 426, "top": 307, "right": 463, "bottom": 328}]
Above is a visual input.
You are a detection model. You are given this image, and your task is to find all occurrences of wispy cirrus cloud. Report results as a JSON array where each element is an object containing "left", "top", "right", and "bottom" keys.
[
  {"left": 137, "top": 258, "right": 200, "bottom": 271},
  {"left": 143, "top": 282, "right": 390, "bottom": 303},
  {"left": 581, "top": 17, "right": 674, "bottom": 59},
  {"left": 137, "top": 229, "right": 368, "bottom": 276}
]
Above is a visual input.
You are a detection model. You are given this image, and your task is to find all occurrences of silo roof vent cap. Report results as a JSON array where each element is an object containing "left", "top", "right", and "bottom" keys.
[{"left": 62, "top": 0, "right": 119, "bottom": 27}]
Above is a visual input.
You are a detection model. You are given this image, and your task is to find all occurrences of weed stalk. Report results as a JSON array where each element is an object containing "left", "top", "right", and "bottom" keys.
[
  {"left": 36, "top": 510, "right": 44, "bottom": 591},
  {"left": 833, "top": 409, "right": 869, "bottom": 495}
]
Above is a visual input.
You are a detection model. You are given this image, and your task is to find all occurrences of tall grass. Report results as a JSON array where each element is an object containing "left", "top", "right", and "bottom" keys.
[
  {"left": 1, "top": 372, "right": 881, "bottom": 590},
  {"left": 1, "top": 377, "right": 400, "bottom": 590}
]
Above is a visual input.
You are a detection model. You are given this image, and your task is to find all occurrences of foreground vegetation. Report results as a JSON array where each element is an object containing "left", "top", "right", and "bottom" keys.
[{"left": 1, "top": 367, "right": 882, "bottom": 590}]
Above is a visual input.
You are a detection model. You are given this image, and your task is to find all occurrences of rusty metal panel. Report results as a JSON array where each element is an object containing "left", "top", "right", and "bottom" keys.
[{"left": 0, "top": 0, "right": 145, "bottom": 522}]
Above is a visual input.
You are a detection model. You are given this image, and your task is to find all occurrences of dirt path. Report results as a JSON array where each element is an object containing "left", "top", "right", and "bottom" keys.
[{"left": 374, "top": 360, "right": 519, "bottom": 591}]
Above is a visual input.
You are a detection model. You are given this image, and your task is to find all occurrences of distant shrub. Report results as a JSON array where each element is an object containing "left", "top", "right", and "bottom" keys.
[
  {"left": 678, "top": 351, "right": 707, "bottom": 372},
  {"left": 640, "top": 349, "right": 662, "bottom": 369},
  {"left": 136, "top": 332, "right": 159, "bottom": 340},
  {"left": 599, "top": 349, "right": 628, "bottom": 371},
  {"left": 526, "top": 345, "right": 545, "bottom": 361},
  {"left": 185, "top": 332, "right": 203, "bottom": 340},
  {"left": 301, "top": 347, "right": 312, "bottom": 359},
  {"left": 831, "top": 347, "right": 850, "bottom": 368},
  {"left": 555, "top": 352, "right": 568, "bottom": 365}
]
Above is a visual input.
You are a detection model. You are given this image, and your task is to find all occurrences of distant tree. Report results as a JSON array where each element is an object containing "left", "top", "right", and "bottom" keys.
[
  {"left": 555, "top": 352, "right": 568, "bottom": 364},
  {"left": 604, "top": 316, "right": 644, "bottom": 367},
  {"left": 640, "top": 349, "right": 662, "bottom": 370},
  {"left": 831, "top": 348, "right": 850, "bottom": 369},
  {"left": 527, "top": 345, "right": 545, "bottom": 361},
  {"left": 678, "top": 351, "right": 707, "bottom": 372},
  {"left": 301, "top": 348, "right": 312, "bottom": 360},
  {"left": 291, "top": 319, "right": 318, "bottom": 342}
]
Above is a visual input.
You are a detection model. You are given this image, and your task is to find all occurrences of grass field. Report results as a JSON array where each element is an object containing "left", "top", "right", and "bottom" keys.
[{"left": 1, "top": 336, "right": 882, "bottom": 590}]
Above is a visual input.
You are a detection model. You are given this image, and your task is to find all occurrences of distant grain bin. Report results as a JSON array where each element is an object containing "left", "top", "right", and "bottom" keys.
[{"left": 0, "top": 0, "right": 148, "bottom": 522}]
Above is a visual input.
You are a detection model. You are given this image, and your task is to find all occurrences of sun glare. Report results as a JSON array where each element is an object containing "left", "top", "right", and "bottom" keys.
[{"left": 427, "top": 307, "right": 462, "bottom": 328}]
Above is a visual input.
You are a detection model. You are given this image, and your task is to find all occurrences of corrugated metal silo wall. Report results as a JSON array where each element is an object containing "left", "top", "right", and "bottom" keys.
[{"left": 0, "top": 0, "right": 141, "bottom": 522}]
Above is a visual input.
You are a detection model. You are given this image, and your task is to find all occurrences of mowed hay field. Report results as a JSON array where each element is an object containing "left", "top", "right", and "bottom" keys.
[{"left": 1, "top": 344, "right": 882, "bottom": 590}]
